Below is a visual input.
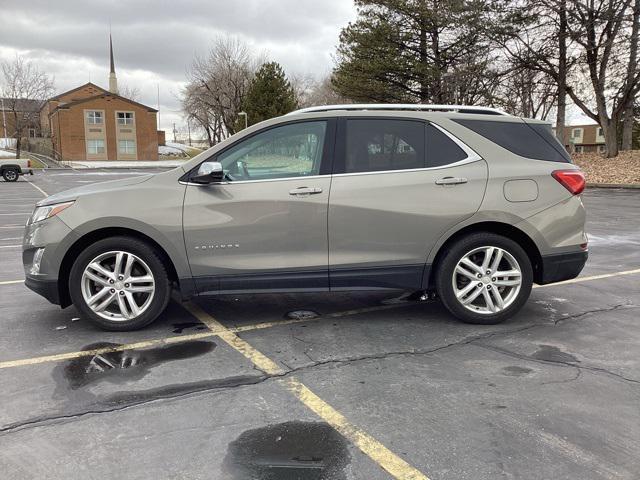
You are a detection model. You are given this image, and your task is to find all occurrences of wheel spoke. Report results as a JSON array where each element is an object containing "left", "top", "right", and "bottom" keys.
[
  {"left": 127, "top": 285, "right": 154, "bottom": 293},
  {"left": 128, "top": 275, "right": 154, "bottom": 284},
  {"left": 490, "top": 249, "right": 503, "bottom": 273},
  {"left": 481, "top": 247, "right": 495, "bottom": 271},
  {"left": 117, "top": 294, "right": 132, "bottom": 319},
  {"left": 460, "top": 257, "right": 483, "bottom": 275},
  {"left": 94, "top": 291, "right": 116, "bottom": 312},
  {"left": 494, "top": 278, "right": 520, "bottom": 287},
  {"left": 114, "top": 252, "right": 125, "bottom": 277},
  {"left": 490, "top": 287, "right": 505, "bottom": 310},
  {"left": 123, "top": 254, "right": 135, "bottom": 279},
  {"left": 482, "top": 288, "right": 497, "bottom": 312},
  {"left": 84, "top": 271, "right": 111, "bottom": 287},
  {"left": 456, "top": 281, "right": 478, "bottom": 299},
  {"left": 124, "top": 291, "right": 141, "bottom": 316},
  {"left": 87, "top": 287, "right": 110, "bottom": 306},
  {"left": 495, "top": 269, "right": 521, "bottom": 278},
  {"left": 461, "top": 284, "right": 484, "bottom": 305},
  {"left": 455, "top": 265, "right": 478, "bottom": 281},
  {"left": 87, "top": 262, "right": 115, "bottom": 281}
]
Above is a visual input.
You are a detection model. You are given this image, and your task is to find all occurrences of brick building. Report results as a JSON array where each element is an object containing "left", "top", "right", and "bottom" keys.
[
  {"left": 40, "top": 36, "right": 159, "bottom": 161},
  {"left": 555, "top": 124, "right": 606, "bottom": 154}
]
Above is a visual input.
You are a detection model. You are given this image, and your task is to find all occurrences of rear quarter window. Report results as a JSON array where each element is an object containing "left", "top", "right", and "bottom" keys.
[{"left": 453, "top": 119, "right": 571, "bottom": 163}]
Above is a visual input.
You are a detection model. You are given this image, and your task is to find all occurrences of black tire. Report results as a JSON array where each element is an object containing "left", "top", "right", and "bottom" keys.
[
  {"left": 435, "top": 232, "right": 533, "bottom": 325},
  {"left": 3, "top": 169, "right": 19, "bottom": 182},
  {"left": 69, "top": 236, "right": 171, "bottom": 331}
]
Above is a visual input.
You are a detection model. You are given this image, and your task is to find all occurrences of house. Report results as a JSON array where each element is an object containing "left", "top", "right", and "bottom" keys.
[
  {"left": 40, "top": 35, "right": 159, "bottom": 161},
  {"left": 1, "top": 97, "right": 43, "bottom": 140},
  {"left": 555, "top": 124, "right": 606, "bottom": 154}
]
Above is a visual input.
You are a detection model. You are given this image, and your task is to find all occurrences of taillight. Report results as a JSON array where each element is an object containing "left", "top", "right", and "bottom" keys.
[{"left": 552, "top": 170, "right": 585, "bottom": 195}]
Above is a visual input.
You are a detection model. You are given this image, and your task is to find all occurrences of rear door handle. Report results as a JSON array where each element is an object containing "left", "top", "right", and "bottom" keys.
[
  {"left": 435, "top": 176, "right": 468, "bottom": 185},
  {"left": 289, "top": 186, "right": 323, "bottom": 196}
]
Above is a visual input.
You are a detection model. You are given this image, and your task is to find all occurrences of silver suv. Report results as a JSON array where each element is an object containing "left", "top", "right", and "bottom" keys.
[{"left": 22, "top": 104, "right": 588, "bottom": 330}]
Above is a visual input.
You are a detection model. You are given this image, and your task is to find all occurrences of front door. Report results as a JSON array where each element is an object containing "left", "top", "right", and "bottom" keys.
[
  {"left": 328, "top": 118, "right": 488, "bottom": 290},
  {"left": 183, "top": 119, "right": 335, "bottom": 293}
]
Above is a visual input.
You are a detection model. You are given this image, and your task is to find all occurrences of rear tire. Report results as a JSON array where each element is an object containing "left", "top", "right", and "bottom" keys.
[
  {"left": 3, "top": 169, "right": 19, "bottom": 182},
  {"left": 435, "top": 232, "right": 533, "bottom": 325},
  {"left": 69, "top": 236, "right": 171, "bottom": 331}
]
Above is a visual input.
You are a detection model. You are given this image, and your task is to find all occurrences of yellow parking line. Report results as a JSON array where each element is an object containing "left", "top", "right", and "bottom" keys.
[
  {"left": 0, "top": 332, "right": 215, "bottom": 369},
  {"left": 533, "top": 268, "right": 640, "bottom": 289},
  {"left": 25, "top": 179, "right": 48, "bottom": 197},
  {"left": 0, "top": 280, "right": 23, "bottom": 285},
  {"left": 182, "top": 301, "right": 430, "bottom": 480}
]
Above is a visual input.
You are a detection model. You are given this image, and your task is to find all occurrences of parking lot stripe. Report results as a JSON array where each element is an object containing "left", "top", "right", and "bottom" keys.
[
  {"left": 0, "top": 332, "right": 216, "bottom": 370},
  {"left": 25, "top": 180, "right": 48, "bottom": 197},
  {"left": 0, "top": 280, "right": 23, "bottom": 285},
  {"left": 182, "top": 301, "right": 430, "bottom": 480},
  {"left": 533, "top": 268, "right": 640, "bottom": 289}
]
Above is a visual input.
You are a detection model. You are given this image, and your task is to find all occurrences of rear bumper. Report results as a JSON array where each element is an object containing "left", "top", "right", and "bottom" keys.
[
  {"left": 537, "top": 250, "right": 588, "bottom": 285},
  {"left": 24, "top": 276, "right": 61, "bottom": 305}
]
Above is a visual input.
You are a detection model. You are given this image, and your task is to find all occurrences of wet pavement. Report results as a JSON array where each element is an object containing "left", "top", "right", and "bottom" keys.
[{"left": 0, "top": 170, "right": 639, "bottom": 479}]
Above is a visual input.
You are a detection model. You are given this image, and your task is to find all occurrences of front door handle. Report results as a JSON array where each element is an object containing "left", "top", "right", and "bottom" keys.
[
  {"left": 435, "top": 176, "right": 468, "bottom": 185},
  {"left": 289, "top": 186, "right": 323, "bottom": 196}
]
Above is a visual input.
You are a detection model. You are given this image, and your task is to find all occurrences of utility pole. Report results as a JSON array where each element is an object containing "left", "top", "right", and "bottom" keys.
[
  {"left": 173, "top": 122, "right": 177, "bottom": 143},
  {"left": 238, "top": 111, "right": 248, "bottom": 130},
  {"left": 156, "top": 83, "right": 160, "bottom": 130}
]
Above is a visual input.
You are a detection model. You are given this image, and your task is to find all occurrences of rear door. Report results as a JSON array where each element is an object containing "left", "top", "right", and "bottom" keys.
[{"left": 328, "top": 118, "right": 488, "bottom": 290}]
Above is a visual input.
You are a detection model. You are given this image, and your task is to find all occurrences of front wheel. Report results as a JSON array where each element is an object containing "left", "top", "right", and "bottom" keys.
[
  {"left": 436, "top": 233, "right": 533, "bottom": 325},
  {"left": 3, "top": 169, "right": 19, "bottom": 182},
  {"left": 69, "top": 236, "right": 171, "bottom": 331}
]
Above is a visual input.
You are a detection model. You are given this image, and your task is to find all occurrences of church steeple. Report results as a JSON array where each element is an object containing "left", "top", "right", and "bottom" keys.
[{"left": 108, "top": 33, "right": 118, "bottom": 94}]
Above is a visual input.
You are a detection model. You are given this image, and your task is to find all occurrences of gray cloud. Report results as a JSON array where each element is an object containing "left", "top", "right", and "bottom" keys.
[{"left": 0, "top": 0, "right": 356, "bottom": 131}]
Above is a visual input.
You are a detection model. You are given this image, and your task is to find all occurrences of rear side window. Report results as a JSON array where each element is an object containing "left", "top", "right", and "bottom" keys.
[
  {"left": 344, "top": 119, "right": 425, "bottom": 173},
  {"left": 453, "top": 119, "right": 571, "bottom": 163},
  {"left": 426, "top": 123, "right": 468, "bottom": 167}
]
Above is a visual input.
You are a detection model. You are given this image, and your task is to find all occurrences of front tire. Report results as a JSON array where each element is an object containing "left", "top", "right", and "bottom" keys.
[
  {"left": 69, "top": 236, "right": 171, "bottom": 331},
  {"left": 436, "top": 232, "right": 533, "bottom": 325},
  {"left": 3, "top": 169, "right": 19, "bottom": 182}
]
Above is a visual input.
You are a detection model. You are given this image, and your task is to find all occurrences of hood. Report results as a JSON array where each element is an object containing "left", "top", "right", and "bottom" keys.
[{"left": 38, "top": 174, "right": 154, "bottom": 206}]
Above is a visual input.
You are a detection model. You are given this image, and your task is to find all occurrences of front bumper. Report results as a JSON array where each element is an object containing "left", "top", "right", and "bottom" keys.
[
  {"left": 24, "top": 276, "right": 60, "bottom": 305},
  {"left": 538, "top": 250, "right": 588, "bottom": 285}
]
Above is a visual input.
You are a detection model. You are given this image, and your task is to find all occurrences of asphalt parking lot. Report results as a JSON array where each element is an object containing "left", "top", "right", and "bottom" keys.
[{"left": 0, "top": 169, "right": 639, "bottom": 480}]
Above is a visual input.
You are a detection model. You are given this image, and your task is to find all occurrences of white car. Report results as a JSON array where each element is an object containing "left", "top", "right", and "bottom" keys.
[{"left": 1, "top": 158, "right": 33, "bottom": 182}]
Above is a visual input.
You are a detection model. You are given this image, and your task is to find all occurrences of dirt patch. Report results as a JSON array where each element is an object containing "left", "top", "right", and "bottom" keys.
[{"left": 573, "top": 151, "right": 640, "bottom": 185}]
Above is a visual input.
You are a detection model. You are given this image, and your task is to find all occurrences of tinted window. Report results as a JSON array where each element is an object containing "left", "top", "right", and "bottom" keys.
[
  {"left": 345, "top": 119, "right": 425, "bottom": 173},
  {"left": 218, "top": 121, "right": 326, "bottom": 181},
  {"left": 453, "top": 119, "right": 571, "bottom": 163},
  {"left": 426, "top": 123, "right": 468, "bottom": 167}
]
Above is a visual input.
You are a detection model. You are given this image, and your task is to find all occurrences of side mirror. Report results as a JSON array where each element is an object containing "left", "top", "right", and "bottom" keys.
[{"left": 192, "top": 161, "right": 224, "bottom": 184}]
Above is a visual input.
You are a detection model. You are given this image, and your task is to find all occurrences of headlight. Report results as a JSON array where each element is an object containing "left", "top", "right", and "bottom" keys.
[{"left": 29, "top": 201, "right": 75, "bottom": 225}]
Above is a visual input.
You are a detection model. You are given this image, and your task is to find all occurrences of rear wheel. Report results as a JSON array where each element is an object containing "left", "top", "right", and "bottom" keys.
[
  {"left": 3, "top": 169, "right": 18, "bottom": 182},
  {"left": 436, "top": 233, "right": 533, "bottom": 324},
  {"left": 69, "top": 236, "right": 171, "bottom": 331}
]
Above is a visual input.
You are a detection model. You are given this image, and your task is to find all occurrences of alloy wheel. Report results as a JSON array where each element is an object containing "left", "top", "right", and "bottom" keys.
[
  {"left": 80, "top": 250, "right": 155, "bottom": 321},
  {"left": 452, "top": 246, "right": 522, "bottom": 315}
]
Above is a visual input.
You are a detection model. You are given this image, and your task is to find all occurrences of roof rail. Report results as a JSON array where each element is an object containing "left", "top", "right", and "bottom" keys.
[{"left": 287, "top": 104, "right": 510, "bottom": 116}]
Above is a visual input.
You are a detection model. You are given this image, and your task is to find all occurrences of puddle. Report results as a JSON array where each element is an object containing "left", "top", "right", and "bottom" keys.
[
  {"left": 172, "top": 321, "right": 208, "bottom": 333},
  {"left": 62, "top": 340, "right": 215, "bottom": 389},
  {"left": 532, "top": 345, "right": 580, "bottom": 363},
  {"left": 224, "top": 421, "right": 350, "bottom": 479},
  {"left": 502, "top": 366, "right": 533, "bottom": 376},
  {"left": 285, "top": 310, "right": 320, "bottom": 320}
]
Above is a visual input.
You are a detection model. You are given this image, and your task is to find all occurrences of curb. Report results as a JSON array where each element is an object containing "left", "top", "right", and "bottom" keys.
[{"left": 587, "top": 183, "right": 640, "bottom": 189}]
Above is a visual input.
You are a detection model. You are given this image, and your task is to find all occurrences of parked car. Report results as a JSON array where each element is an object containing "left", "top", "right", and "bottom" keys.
[
  {"left": 1, "top": 158, "right": 33, "bottom": 182},
  {"left": 22, "top": 104, "right": 587, "bottom": 330}
]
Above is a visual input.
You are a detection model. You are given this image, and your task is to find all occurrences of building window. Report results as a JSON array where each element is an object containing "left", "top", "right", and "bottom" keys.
[
  {"left": 28, "top": 128, "right": 36, "bottom": 138},
  {"left": 87, "top": 111, "right": 103, "bottom": 124},
  {"left": 118, "top": 139, "right": 136, "bottom": 154},
  {"left": 597, "top": 127, "right": 603, "bottom": 137},
  {"left": 87, "top": 139, "right": 105, "bottom": 154},
  {"left": 117, "top": 112, "right": 134, "bottom": 125},
  {"left": 574, "top": 145, "right": 584, "bottom": 153},
  {"left": 572, "top": 128, "right": 582, "bottom": 138}
]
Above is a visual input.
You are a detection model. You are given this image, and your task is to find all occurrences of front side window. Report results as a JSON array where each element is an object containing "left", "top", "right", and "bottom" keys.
[
  {"left": 217, "top": 121, "right": 326, "bottom": 181},
  {"left": 344, "top": 119, "right": 424, "bottom": 173},
  {"left": 87, "top": 111, "right": 103, "bottom": 124},
  {"left": 87, "top": 139, "right": 105, "bottom": 154},
  {"left": 117, "top": 112, "right": 134, "bottom": 125},
  {"left": 118, "top": 139, "right": 136, "bottom": 154}
]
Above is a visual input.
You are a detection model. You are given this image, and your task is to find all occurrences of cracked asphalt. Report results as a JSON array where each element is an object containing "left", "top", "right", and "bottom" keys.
[{"left": 1, "top": 170, "right": 639, "bottom": 480}]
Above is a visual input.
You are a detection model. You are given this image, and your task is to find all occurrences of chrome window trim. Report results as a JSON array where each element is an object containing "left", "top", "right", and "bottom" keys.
[
  {"left": 331, "top": 158, "right": 483, "bottom": 178},
  {"left": 180, "top": 174, "right": 328, "bottom": 187}
]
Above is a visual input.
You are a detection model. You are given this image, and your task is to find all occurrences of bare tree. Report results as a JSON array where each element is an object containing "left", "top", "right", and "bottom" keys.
[
  {"left": 622, "top": 0, "right": 640, "bottom": 150},
  {"left": 1, "top": 56, "right": 53, "bottom": 158},
  {"left": 118, "top": 84, "right": 140, "bottom": 101},
  {"left": 184, "top": 36, "right": 262, "bottom": 142},
  {"left": 291, "top": 75, "right": 351, "bottom": 108},
  {"left": 493, "top": 64, "right": 558, "bottom": 119}
]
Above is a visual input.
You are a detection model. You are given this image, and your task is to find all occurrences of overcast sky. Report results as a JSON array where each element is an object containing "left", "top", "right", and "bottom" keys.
[{"left": 0, "top": 0, "right": 357, "bottom": 135}]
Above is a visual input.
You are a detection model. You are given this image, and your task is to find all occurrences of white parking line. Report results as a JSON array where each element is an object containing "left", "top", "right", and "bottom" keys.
[
  {"left": 25, "top": 180, "right": 49, "bottom": 197},
  {"left": 0, "top": 245, "right": 21, "bottom": 249}
]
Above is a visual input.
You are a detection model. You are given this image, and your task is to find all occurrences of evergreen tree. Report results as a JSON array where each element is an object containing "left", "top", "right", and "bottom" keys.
[
  {"left": 242, "top": 62, "right": 297, "bottom": 126},
  {"left": 332, "top": 0, "right": 497, "bottom": 104}
]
